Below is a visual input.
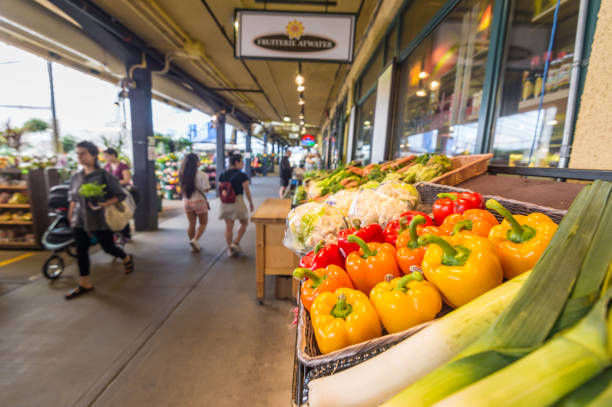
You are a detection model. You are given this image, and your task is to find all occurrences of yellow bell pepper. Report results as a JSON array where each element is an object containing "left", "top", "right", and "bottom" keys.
[
  {"left": 370, "top": 272, "right": 442, "bottom": 334},
  {"left": 486, "top": 199, "right": 558, "bottom": 279},
  {"left": 310, "top": 287, "right": 382, "bottom": 354},
  {"left": 419, "top": 234, "right": 503, "bottom": 308}
]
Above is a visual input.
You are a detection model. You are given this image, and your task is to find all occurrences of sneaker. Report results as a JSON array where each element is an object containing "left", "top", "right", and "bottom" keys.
[
  {"left": 230, "top": 243, "right": 241, "bottom": 255},
  {"left": 227, "top": 246, "right": 235, "bottom": 257},
  {"left": 190, "top": 239, "right": 200, "bottom": 252}
]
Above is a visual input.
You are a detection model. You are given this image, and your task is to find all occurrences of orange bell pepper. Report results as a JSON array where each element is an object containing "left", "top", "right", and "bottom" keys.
[
  {"left": 310, "top": 288, "right": 382, "bottom": 354},
  {"left": 419, "top": 223, "right": 448, "bottom": 237},
  {"left": 293, "top": 265, "right": 355, "bottom": 311},
  {"left": 395, "top": 215, "right": 428, "bottom": 274},
  {"left": 345, "top": 235, "right": 401, "bottom": 295},
  {"left": 439, "top": 209, "right": 499, "bottom": 237}
]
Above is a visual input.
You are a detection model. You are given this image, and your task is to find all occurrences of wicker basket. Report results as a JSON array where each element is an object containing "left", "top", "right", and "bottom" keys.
[
  {"left": 428, "top": 153, "right": 493, "bottom": 186},
  {"left": 297, "top": 182, "right": 568, "bottom": 387}
]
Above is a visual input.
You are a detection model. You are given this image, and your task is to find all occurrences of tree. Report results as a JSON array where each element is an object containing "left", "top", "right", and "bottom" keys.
[
  {"left": 0, "top": 119, "right": 49, "bottom": 152},
  {"left": 61, "top": 135, "right": 77, "bottom": 153}
]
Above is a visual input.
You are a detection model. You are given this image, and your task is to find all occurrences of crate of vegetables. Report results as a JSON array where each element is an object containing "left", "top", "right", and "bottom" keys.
[
  {"left": 302, "top": 181, "right": 612, "bottom": 407},
  {"left": 294, "top": 182, "right": 568, "bottom": 375}
]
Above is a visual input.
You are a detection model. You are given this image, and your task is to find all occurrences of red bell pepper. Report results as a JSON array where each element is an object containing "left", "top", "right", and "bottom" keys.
[
  {"left": 337, "top": 221, "right": 385, "bottom": 257},
  {"left": 432, "top": 191, "right": 484, "bottom": 226},
  {"left": 299, "top": 241, "right": 345, "bottom": 270},
  {"left": 383, "top": 211, "right": 434, "bottom": 245}
]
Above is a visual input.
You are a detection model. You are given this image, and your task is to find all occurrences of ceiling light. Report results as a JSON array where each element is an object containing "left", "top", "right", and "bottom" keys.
[
  {"left": 283, "top": 116, "right": 290, "bottom": 122},
  {"left": 299, "top": 114, "right": 304, "bottom": 120},
  {"left": 416, "top": 89, "right": 427, "bottom": 97},
  {"left": 298, "top": 98, "right": 305, "bottom": 105},
  {"left": 297, "top": 85, "right": 305, "bottom": 92},
  {"left": 295, "top": 73, "right": 305, "bottom": 86},
  {"left": 418, "top": 71, "right": 429, "bottom": 79},
  {"left": 429, "top": 80, "right": 440, "bottom": 90},
  {"left": 547, "top": 119, "right": 558, "bottom": 126},
  {"left": 234, "top": 21, "right": 239, "bottom": 30}
]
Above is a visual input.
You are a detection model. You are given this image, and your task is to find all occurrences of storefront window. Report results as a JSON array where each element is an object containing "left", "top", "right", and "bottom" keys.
[
  {"left": 359, "top": 49, "right": 382, "bottom": 98},
  {"left": 491, "top": 1, "right": 580, "bottom": 167},
  {"left": 394, "top": 0, "right": 493, "bottom": 157},
  {"left": 399, "top": 0, "right": 445, "bottom": 52},
  {"left": 353, "top": 92, "right": 376, "bottom": 164}
]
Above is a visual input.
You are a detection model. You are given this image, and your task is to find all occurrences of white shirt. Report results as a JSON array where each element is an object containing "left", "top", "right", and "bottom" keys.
[{"left": 183, "top": 171, "right": 211, "bottom": 202}]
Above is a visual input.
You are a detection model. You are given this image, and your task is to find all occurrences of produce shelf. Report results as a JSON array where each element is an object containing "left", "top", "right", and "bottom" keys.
[
  {"left": 0, "top": 241, "right": 39, "bottom": 249},
  {"left": 0, "top": 185, "right": 28, "bottom": 190},
  {"left": 0, "top": 204, "right": 30, "bottom": 209},
  {"left": 0, "top": 220, "right": 33, "bottom": 225}
]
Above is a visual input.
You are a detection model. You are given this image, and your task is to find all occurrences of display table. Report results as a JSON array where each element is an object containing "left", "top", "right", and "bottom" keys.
[
  {"left": 290, "top": 173, "right": 594, "bottom": 406},
  {"left": 251, "top": 198, "right": 300, "bottom": 303}
]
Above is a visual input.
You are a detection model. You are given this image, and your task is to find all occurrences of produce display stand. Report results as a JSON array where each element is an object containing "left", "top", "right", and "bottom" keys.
[
  {"left": 290, "top": 168, "right": 611, "bottom": 406},
  {"left": 251, "top": 198, "right": 300, "bottom": 304},
  {"left": 0, "top": 169, "right": 49, "bottom": 249}
]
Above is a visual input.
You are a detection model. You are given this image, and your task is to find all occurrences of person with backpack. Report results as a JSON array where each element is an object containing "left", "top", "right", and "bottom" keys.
[
  {"left": 218, "top": 153, "right": 254, "bottom": 257},
  {"left": 179, "top": 153, "right": 211, "bottom": 253}
]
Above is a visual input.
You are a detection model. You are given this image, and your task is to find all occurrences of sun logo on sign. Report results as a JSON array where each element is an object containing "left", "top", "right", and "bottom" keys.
[{"left": 286, "top": 20, "right": 304, "bottom": 40}]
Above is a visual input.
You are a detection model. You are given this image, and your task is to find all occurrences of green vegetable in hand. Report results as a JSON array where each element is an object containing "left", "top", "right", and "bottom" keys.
[{"left": 78, "top": 182, "right": 106, "bottom": 198}]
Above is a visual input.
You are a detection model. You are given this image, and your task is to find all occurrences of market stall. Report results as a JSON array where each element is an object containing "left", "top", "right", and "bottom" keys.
[{"left": 286, "top": 155, "right": 612, "bottom": 407}]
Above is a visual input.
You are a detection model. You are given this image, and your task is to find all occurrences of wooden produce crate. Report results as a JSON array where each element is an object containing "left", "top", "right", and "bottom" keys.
[
  {"left": 297, "top": 182, "right": 567, "bottom": 374},
  {"left": 251, "top": 198, "right": 300, "bottom": 303},
  {"left": 428, "top": 153, "right": 493, "bottom": 186}
]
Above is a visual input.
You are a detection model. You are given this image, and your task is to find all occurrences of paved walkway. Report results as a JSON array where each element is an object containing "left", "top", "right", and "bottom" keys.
[{"left": 0, "top": 176, "right": 295, "bottom": 407}]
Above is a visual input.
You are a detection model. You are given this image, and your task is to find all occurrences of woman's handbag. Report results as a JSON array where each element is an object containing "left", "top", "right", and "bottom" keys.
[{"left": 104, "top": 188, "right": 135, "bottom": 231}]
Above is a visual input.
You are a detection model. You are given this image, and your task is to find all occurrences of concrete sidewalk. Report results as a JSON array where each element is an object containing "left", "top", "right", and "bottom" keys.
[{"left": 0, "top": 176, "right": 295, "bottom": 407}]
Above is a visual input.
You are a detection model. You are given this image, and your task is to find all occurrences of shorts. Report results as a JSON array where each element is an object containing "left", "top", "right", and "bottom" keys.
[
  {"left": 184, "top": 199, "right": 209, "bottom": 215},
  {"left": 280, "top": 177, "right": 290, "bottom": 187},
  {"left": 219, "top": 195, "right": 249, "bottom": 221}
]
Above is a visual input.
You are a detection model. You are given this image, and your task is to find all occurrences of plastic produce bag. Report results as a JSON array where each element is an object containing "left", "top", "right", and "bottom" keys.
[
  {"left": 325, "top": 189, "right": 359, "bottom": 217},
  {"left": 348, "top": 182, "right": 420, "bottom": 228},
  {"left": 284, "top": 202, "right": 347, "bottom": 255}
]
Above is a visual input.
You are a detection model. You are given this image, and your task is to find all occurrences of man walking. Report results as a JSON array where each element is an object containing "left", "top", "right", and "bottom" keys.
[{"left": 279, "top": 149, "right": 293, "bottom": 198}]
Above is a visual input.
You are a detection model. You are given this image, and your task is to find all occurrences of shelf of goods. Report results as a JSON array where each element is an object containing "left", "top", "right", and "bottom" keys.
[
  {"left": 0, "top": 170, "right": 49, "bottom": 249},
  {"left": 289, "top": 161, "right": 612, "bottom": 407}
]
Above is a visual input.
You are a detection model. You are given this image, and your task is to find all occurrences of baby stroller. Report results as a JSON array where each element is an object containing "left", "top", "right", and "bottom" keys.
[
  {"left": 41, "top": 184, "right": 76, "bottom": 279},
  {"left": 41, "top": 184, "right": 125, "bottom": 279}
]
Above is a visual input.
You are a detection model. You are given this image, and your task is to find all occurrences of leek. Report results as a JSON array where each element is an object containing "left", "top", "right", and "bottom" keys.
[
  {"left": 306, "top": 272, "right": 529, "bottom": 407},
  {"left": 432, "top": 286, "right": 612, "bottom": 407},
  {"left": 383, "top": 181, "right": 612, "bottom": 407},
  {"left": 554, "top": 368, "right": 612, "bottom": 407}
]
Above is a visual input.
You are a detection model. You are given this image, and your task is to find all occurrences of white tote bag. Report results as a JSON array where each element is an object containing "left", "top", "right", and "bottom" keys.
[{"left": 104, "top": 188, "right": 135, "bottom": 231}]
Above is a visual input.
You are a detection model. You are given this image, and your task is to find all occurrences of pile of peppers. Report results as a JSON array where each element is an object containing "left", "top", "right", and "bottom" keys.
[{"left": 293, "top": 194, "right": 559, "bottom": 355}]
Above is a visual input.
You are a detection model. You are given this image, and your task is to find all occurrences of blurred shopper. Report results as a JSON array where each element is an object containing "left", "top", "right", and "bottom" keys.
[
  {"left": 179, "top": 153, "right": 211, "bottom": 253},
  {"left": 103, "top": 148, "right": 132, "bottom": 241},
  {"left": 279, "top": 149, "right": 293, "bottom": 198},
  {"left": 66, "top": 141, "right": 133, "bottom": 300},
  {"left": 219, "top": 153, "right": 254, "bottom": 257}
]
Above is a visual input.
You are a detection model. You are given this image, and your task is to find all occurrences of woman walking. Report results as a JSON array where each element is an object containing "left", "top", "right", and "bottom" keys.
[
  {"left": 179, "top": 153, "right": 210, "bottom": 252},
  {"left": 103, "top": 148, "right": 132, "bottom": 240},
  {"left": 66, "top": 141, "right": 134, "bottom": 300},
  {"left": 219, "top": 153, "right": 254, "bottom": 257}
]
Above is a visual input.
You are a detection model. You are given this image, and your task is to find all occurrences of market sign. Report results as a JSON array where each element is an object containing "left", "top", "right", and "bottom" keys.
[
  {"left": 234, "top": 10, "right": 355, "bottom": 63},
  {"left": 301, "top": 134, "right": 315, "bottom": 147}
]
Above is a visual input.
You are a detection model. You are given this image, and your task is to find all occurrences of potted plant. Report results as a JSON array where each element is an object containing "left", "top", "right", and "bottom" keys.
[{"left": 78, "top": 182, "right": 106, "bottom": 209}]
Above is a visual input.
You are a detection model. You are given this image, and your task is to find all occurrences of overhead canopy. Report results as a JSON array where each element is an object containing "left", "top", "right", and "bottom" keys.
[{"left": 1, "top": 0, "right": 383, "bottom": 140}]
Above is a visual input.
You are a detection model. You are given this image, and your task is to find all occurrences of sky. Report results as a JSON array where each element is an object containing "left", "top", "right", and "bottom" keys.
[{"left": 0, "top": 41, "right": 215, "bottom": 156}]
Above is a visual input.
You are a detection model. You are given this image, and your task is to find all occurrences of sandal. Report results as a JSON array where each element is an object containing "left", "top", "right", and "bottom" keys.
[
  {"left": 65, "top": 285, "right": 94, "bottom": 300},
  {"left": 123, "top": 254, "right": 134, "bottom": 274}
]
